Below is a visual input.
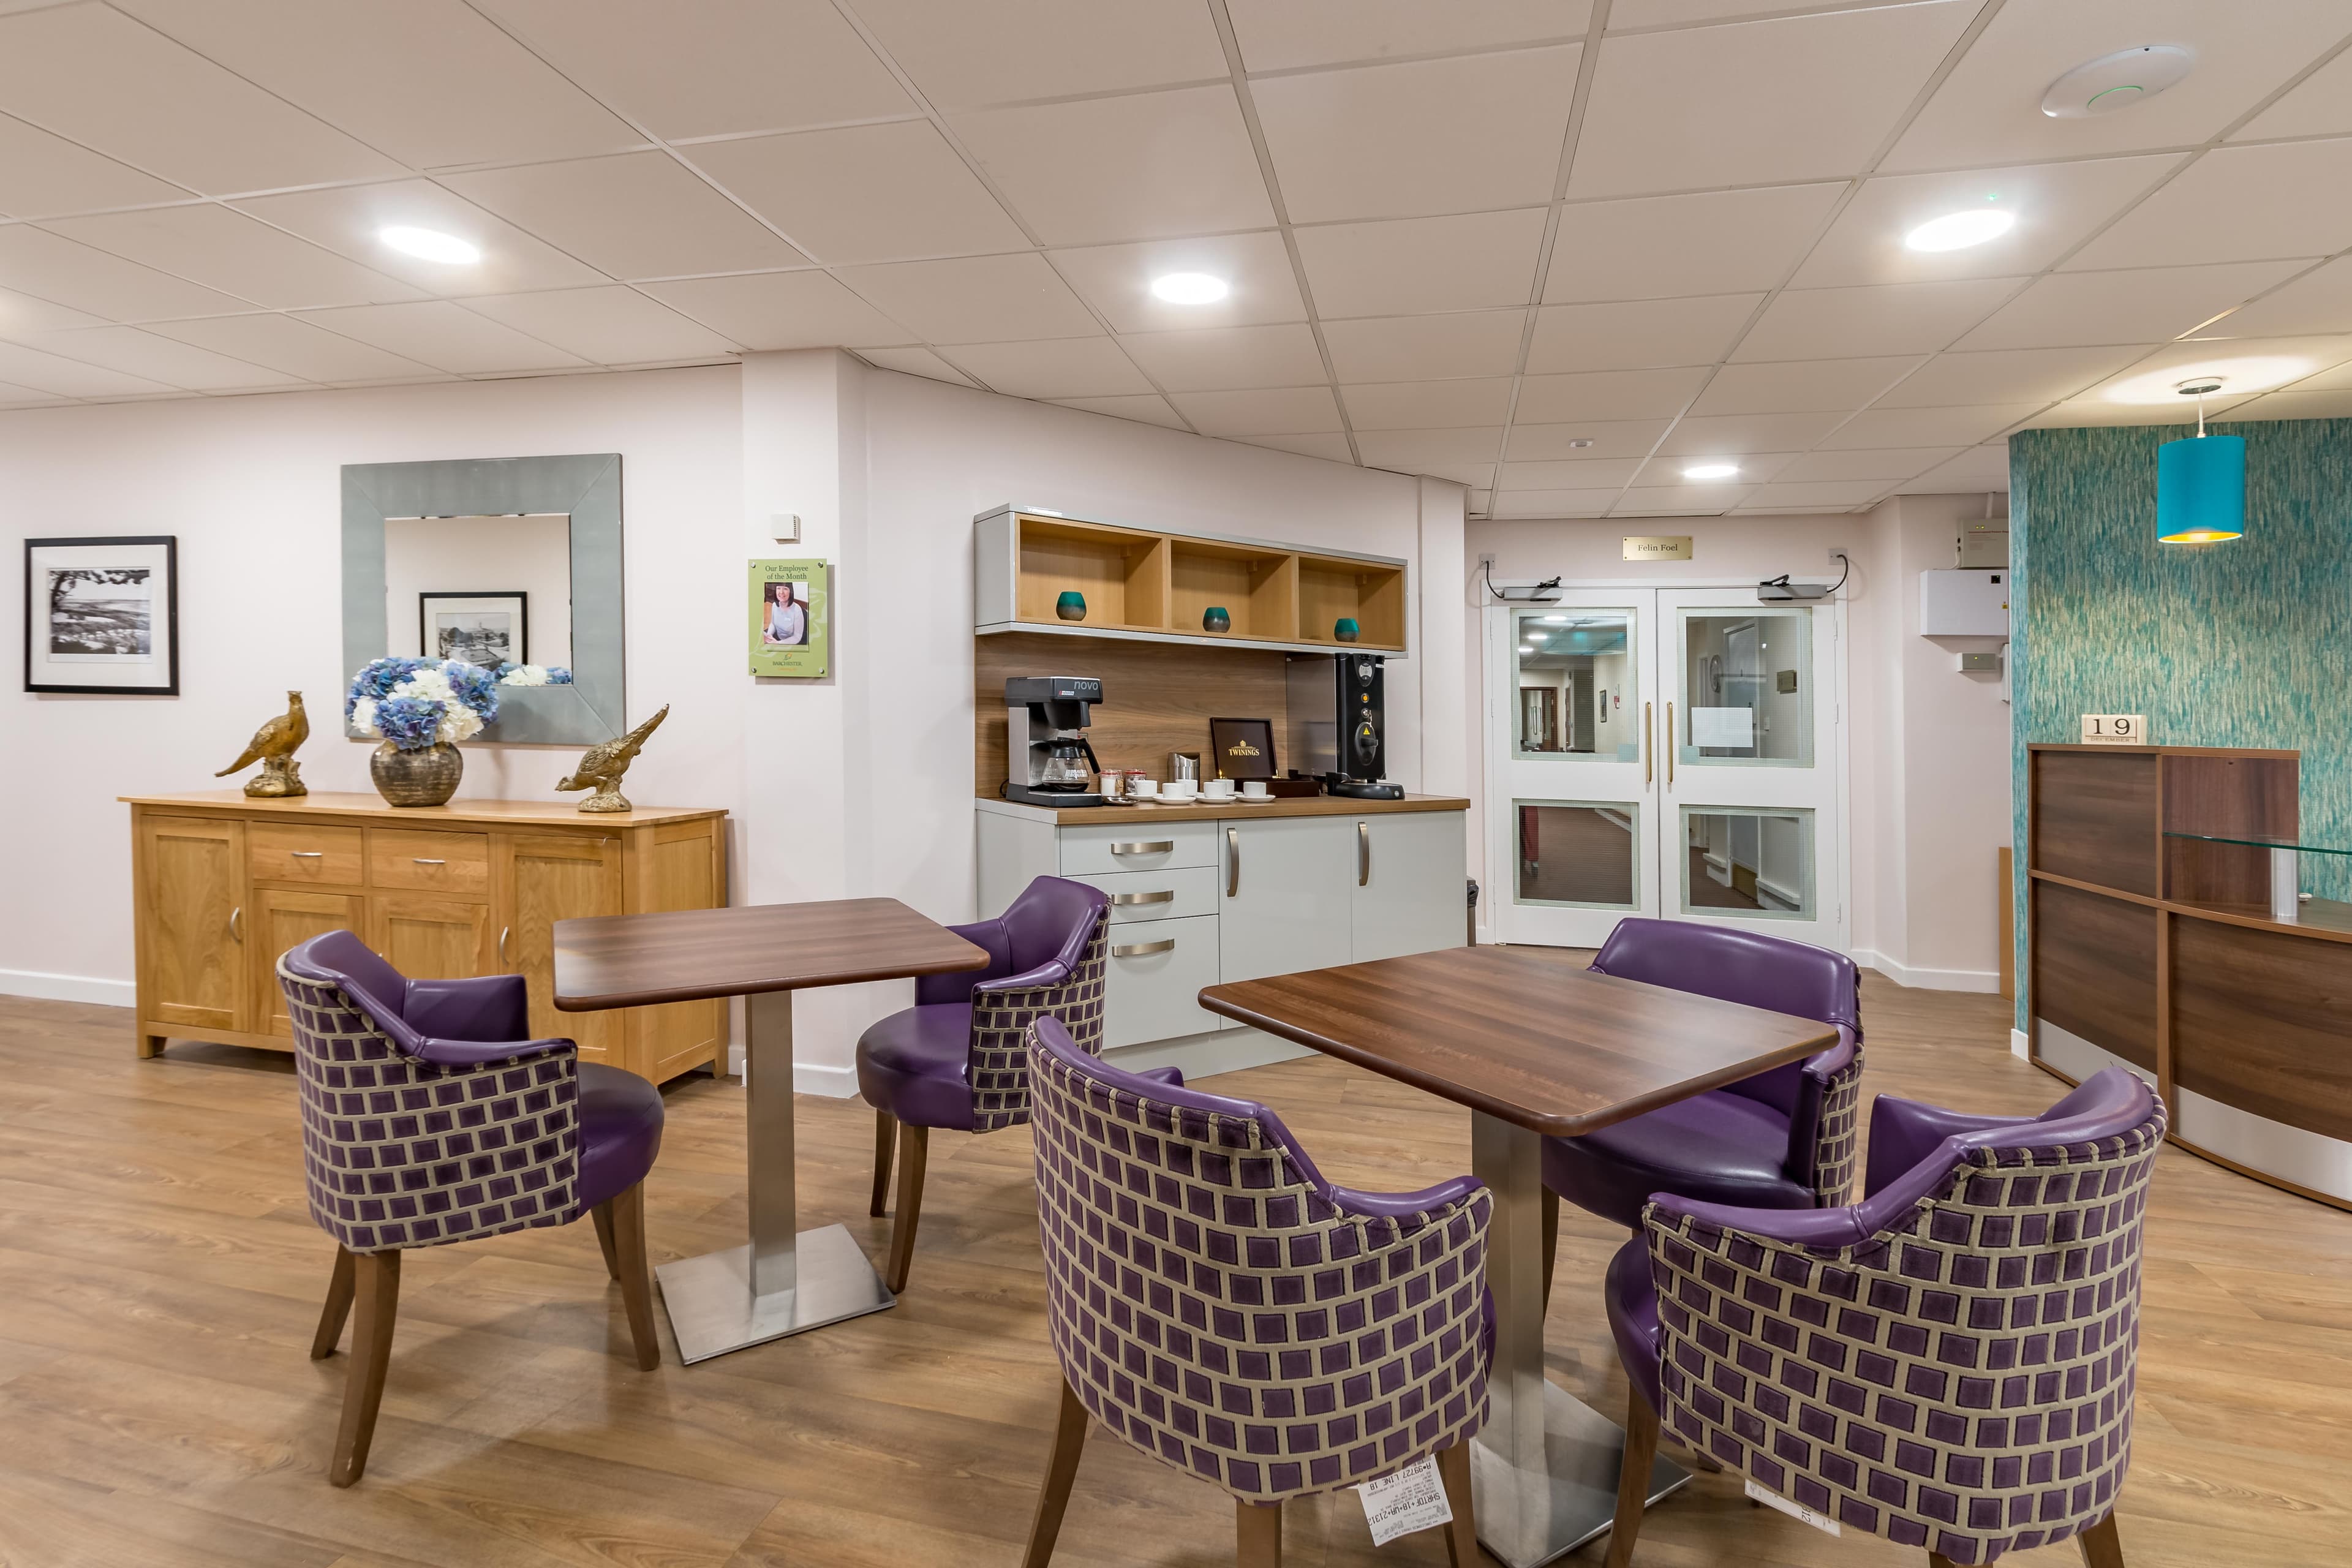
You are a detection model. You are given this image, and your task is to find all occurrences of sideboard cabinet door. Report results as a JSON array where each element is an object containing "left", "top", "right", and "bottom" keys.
[
  {"left": 369, "top": 894, "right": 496, "bottom": 981},
  {"left": 1351, "top": 813, "right": 1467, "bottom": 964},
  {"left": 252, "top": 888, "right": 366, "bottom": 1037},
  {"left": 1218, "top": 817, "right": 1355, "bottom": 986},
  {"left": 137, "top": 815, "right": 248, "bottom": 1034},
  {"left": 497, "top": 833, "right": 622, "bottom": 1065}
]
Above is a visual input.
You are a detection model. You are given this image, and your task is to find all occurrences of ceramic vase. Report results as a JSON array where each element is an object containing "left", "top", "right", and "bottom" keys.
[
  {"left": 1202, "top": 605, "right": 1231, "bottom": 633},
  {"left": 371, "top": 741, "right": 462, "bottom": 807},
  {"left": 1056, "top": 590, "right": 1087, "bottom": 622},
  {"left": 1334, "top": 617, "right": 1360, "bottom": 643}
]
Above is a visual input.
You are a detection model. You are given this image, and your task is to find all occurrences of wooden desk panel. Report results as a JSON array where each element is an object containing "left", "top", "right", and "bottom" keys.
[
  {"left": 2032, "top": 750, "right": 2158, "bottom": 897},
  {"left": 2171, "top": 916, "right": 2352, "bottom": 1143},
  {"left": 2032, "top": 879, "right": 2159, "bottom": 1074},
  {"left": 555, "top": 899, "right": 987, "bottom": 1011}
]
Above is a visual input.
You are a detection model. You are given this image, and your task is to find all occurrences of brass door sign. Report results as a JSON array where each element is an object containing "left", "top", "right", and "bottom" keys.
[{"left": 1622, "top": 535, "right": 1693, "bottom": 561}]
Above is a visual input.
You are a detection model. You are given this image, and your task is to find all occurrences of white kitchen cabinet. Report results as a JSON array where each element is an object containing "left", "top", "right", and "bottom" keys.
[
  {"left": 1352, "top": 811, "right": 1470, "bottom": 963},
  {"left": 1216, "top": 817, "right": 1358, "bottom": 986}
]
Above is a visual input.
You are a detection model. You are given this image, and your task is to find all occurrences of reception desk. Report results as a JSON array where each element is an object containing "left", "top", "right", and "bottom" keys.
[{"left": 2026, "top": 744, "right": 2352, "bottom": 1208}]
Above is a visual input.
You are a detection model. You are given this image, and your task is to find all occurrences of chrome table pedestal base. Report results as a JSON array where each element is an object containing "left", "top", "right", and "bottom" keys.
[
  {"left": 1470, "top": 1383, "right": 1689, "bottom": 1567},
  {"left": 655, "top": 1224, "right": 894, "bottom": 1364}
]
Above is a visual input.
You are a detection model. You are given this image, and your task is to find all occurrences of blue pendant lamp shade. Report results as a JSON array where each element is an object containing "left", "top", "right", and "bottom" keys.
[{"left": 2157, "top": 426, "right": 2245, "bottom": 544}]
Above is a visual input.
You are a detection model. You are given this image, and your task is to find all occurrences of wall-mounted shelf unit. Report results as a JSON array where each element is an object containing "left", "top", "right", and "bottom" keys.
[{"left": 974, "top": 505, "right": 1408, "bottom": 657}]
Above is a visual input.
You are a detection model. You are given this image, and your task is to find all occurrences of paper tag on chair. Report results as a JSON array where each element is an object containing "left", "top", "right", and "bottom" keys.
[
  {"left": 1746, "top": 1477, "right": 1842, "bottom": 1535},
  {"left": 1357, "top": 1455, "right": 1452, "bottom": 1547}
]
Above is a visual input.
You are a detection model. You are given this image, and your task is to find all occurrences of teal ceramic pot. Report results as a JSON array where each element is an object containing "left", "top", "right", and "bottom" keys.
[
  {"left": 1202, "top": 606, "right": 1231, "bottom": 633},
  {"left": 1334, "top": 617, "right": 1360, "bottom": 643},
  {"left": 1056, "top": 590, "right": 1087, "bottom": 622}
]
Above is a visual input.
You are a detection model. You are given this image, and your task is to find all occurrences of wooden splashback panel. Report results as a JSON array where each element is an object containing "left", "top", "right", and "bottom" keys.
[{"left": 975, "top": 631, "right": 1292, "bottom": 795}]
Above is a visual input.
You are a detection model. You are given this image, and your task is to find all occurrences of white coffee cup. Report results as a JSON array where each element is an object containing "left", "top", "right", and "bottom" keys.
[
  {"left": 1240, "top": 780, "right": 1269, "bottom": 799},
  {"left": 1203, "top": 779, "right": 1236, "bottom": 800},
  {"left": 1163, "top": 779, "right": 1198, "bottom": 799},
  {"left": 1128, "top": 778, "right": 1159, "bottom": 799}
]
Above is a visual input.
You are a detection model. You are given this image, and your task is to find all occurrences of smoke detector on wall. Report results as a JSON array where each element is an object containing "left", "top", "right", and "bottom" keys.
[{"left": 2041, "top": 45, "right": 2195, "bottom": 118}]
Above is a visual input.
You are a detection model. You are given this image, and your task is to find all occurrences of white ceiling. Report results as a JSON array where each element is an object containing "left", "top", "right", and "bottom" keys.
[{"left": 3, "top": 0, "right": 2352, "bottom": 517}]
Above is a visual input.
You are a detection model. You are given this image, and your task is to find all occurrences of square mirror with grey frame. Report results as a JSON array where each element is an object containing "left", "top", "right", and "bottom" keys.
[{"left": 342, "top": 454, "right": 623, "bottom": 745}]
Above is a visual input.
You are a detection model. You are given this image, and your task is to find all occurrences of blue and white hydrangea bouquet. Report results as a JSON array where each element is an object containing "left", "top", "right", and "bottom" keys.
[
  {"left": 495, "top": 662, "right": 574, "bottom": 687},
  {"left": 347, "top": 657, "right": 501, "bottom": 750}
]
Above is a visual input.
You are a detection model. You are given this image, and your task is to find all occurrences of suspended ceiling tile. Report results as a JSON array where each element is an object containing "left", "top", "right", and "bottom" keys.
[
  {"left": 1232, "top": 431, "right": 1355, "bottom": 461},
  {"left": 145, "top": 312, "right": 440, "bottom": 382},
  {"left": 1295, "top": 208, "right": 1548, "bottom": 320},
  {"left": 1321, "top": 311, "right": 1526, "bottom": 382},
  {"left": 1504, "top": 418, "right": 1671, "bottom": 460},
  {"left": 2064, "top": 332, "right": 2352, "bottom": 408},
  {"left": 1491, "top": 487, "right": 1624, "bottom": 518},
  {"left": 1655, "top": 410, "right": 1843, "bottom": 454},
  {"left": 1739, "top": 479, "right": 1890, "bottom": 508},
  {"left": 112, "top": 0, "right": 643, "bottom": 168},
  {"left": 1774, "top": 446, "right": 1966, "bottom": 483},
  {"left": 0, "top": 283, "right": 106, "bottom": 335},
  {"left": 641, "top": 271, "right": 914, "bottom": 350},
  {"left": 475, "top": 0, "right": 912, "bottom": 140},
  {"left": 1525, "top": 293, "right": 1759, "bottom": 374},
  {"left": 1816, "top": 403, "right": 2040, "bottom": 448},
  {"left": 832, "top": 252, "right": 1103, "bottom": 344},
  {"left": 1900, "top": 447, "right": 2012, "bottom": 492},
  {"left": 1884, "top": 0, "right": 2352, "bottom": 173},
  {"left": 1874, "top": 345, "right": 2152, "bottom": 409},
  {"left": 15, "top": 323, "right": 301, "bottom": 390},
  {"left": 1568, "top": 4, "right": 1976, "bottom": 198},
  {"left": 293, "top": 300, "right": 589, "bottom": 375},
  {"left": 0, "top": 112, "right": 186, "bottom": 218},
  {"left": 952, "top": 86, "right": 1274, "bottom": 247},
  {"left": 459, "top": 286, "right": 739, "bottom": 364},
  {"left": 689, "top": 120, "right": 1028, "bottom": 266},
  {"left": 1731, "top": 279, "right": 2022, "bottom": 362},
  {"left": 2023, "top": 394, "right": 2253, "bottom": 429},
  {"left": 1515, "top": 365, "right": 1707, "bottom": 422},
  {"left": 1609, "top": 0, "right": 1891, "bottom": 23},
  {"left": 2221, "top": 387, "right": 2352, "bottom": 421},
  {"left": 442, "top": 153, "right": 805, "bottom": 281},
  {"left": 1228, "top": 0, "right": 1592, "bottom": 72},
  {"left": 0, "top": 379, "right": 69, "bottom": 406},
  {"left": 1612, "top": 483, "right": 1751, "bottom": 514},
  {"left": 2230, "top": 45, "right": 2352, "bottom": 142},
  {"left": 2285, "top": 358, "right": 2352, "bottom": 391},
  {"left": 1354, "top": 428, "right": 1507, "bottom": 472},
  {"left": 235, "top": 180, "right": 609, "bottom": 299},
  {"left": 1630, "top": 451, "right": 1793, "bottom": 485},
  {"left": 1117, "top": 322, "right": 1329, "bottom": 392},
  {"left": 43, "top": 205, "right": 423, "bottom": 311},
  {"left": 1049, "top": 232, "right": 1306, "bottom": 334},
  {"left": 1954, "top": 261, "right": 2310, "bottom": 351},
  {"left": 2190, "top": 257, "right": 2352, "bottom": 341},
  {"left": 0, "top": 340, "right": 176, "bottom": 398},
  {"left": 1790, "top": 155, "right": 2184, "bottom": 290},
  {"left": 937, "top": 336, "right": 1153, "bottom": 399},
  {"left": 1547, "top": 184, "right": 1843, "bottom": 303},
  {"left": 2064, "top": 139, "right": 2352, "bottom": 271},
  {"left": 1496, "top": 456, "right": 1643, "bottom": 490},
  {"left": 1690, "top": 356, "right": 1924, "bottom": 415},
  {"left": 856, "top": 345, "right": 979, "bottom": 386},
  {"left": 1341, "top": 377, "right": 1515, "bottom": 429},
  {"left": 0, "top": 4, "right": 401, "bottom": 194},
  {"left": 1253, "top": 46, "right": 1582, "bottom": 224},
  {"left": 1047, "top": 392, "right": 1191, "bottom": 431},
  {"left": 1166, "top": 385, "right": 1344, "bottom": 436},
  {"left": 854, "top": 0, "right": 1228, "bottom": 108},
  {"left": 0, "top": 224, "right": 252, "bottom": 320}
]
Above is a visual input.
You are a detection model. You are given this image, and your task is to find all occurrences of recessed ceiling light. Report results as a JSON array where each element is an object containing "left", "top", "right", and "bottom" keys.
[
  {"left": 2105, "top": 356, "right": 2310, "bottom": 405},
  {"left": 379, "top": 225, "right": 480, "bottom": 265},
  {"left": 2041, "top": 45, "right": 2195, "bottom": 119},
  {"left": 1150, "top": 272, "right": 1229, "bottom": 304},
  {"left": 1683, "top": 462, "right": 1740, "bottom": 480},
  {"left": 1905, "top": 208, "right": 2016, "bottom": 252},
  {"left": 1526, "top": 631, "right": 1549, "bottom": 641}
]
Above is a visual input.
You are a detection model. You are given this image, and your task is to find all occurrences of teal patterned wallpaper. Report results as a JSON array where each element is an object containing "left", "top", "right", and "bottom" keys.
[{"left": 2009, "top": 416, "right": 2352, "bottom": 1028}]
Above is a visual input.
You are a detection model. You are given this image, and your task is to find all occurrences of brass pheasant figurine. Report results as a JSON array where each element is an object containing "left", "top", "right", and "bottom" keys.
[
  {"left": 555, "top": 703, "right": 669, "bottom": 813},
  {"left": 217, "top": 691, "right": 309, "bottom": 797}
]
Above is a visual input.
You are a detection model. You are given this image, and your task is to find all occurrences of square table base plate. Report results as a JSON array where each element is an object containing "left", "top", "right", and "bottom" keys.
[
  {"left": 655, "top": 1224, "right": 895, "bottom": 1364},
  {"left": 1470, "top": 1382, "right": 1689, "bottom": 1568}
]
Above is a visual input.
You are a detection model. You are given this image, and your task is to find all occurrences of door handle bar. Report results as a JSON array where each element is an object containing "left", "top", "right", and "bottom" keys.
[
  {"left": 1666, "top": 702, "right": 1675, "bottom": 786},
  {"left": 1111, "top": 841, "right": 1174, "bottom": 856},
  {"left": 228, "top": 905, "right": 242, "bottom": 943},
  {"left": 1109, "top": 890, "right": 1175, "bottom": 906},
  {"left": 1112, "top": 938, "right": 1176, "bottom": 958},
  {"left": 1643, "top": 702, "right": 1653, "bottom": 785},
  {"left": 1227, "top": 827, "right": 1240, "bottom": 897},
  {"left": 288, "top": 850, "right": 323, "bottom": 858},
  {"left": 1358, "top": 821, "right": 1370, "bottom": 887},
  {"left": 498, "top": 925, "right": 511, "bottom": 967}
]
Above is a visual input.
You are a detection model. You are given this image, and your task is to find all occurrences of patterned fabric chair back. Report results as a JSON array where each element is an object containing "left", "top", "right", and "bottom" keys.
[
  {"left": 1645, "top": 1069, "right": 2164, "bottom": 1564},
  {"left": 279, "top": 931, "right": 581, "bottom": 1253},
  {"left": 970, "top": 901, "right": 1107, "bottom": 1133},
  {"left": 1026, "top": 1014, "right": 1491, "bottom": 1504}
]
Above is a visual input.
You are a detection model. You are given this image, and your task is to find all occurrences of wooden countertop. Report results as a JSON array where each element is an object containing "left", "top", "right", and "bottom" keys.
[
  {"left": 976, "top": 791, "right": 1469, "bottom": 826},
  {"left": 121, "top": 790, "right": 726, "bottom": 827}
]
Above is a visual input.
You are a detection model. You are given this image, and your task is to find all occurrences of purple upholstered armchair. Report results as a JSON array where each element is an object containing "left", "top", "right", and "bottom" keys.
[
  {"left": 857, "top": 875, "right": 1109, "bottom": 1292},
  {"left": 1600, "top": 1066, "right": 2163, "bottom": 1568},
  {"left": 1543, "top": 918, "right": 1863, "bottom": 1300},
  {"left": 1017, "top": 1014, "right": 1491, "bottom": 1568},
  {"left": 279, "top": 930, "right": 665, "bottom": 1486}
]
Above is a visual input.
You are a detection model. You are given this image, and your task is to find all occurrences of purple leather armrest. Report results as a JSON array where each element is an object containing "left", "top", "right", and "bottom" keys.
[
  {"left": 1863, "top": 1094, "right": 2029, "bottom": 1197},
  {"left": 979, "top": 960, "right": 1071, "bottom": 993},
  {"left": 404, "top": 973, "right": 529, "bottom": 1042},
  {"left": 1647, "top": 1189, "right": 1880, "bottom": 1251},
  {"left": 916, "top": 918, "right": 1009, "bottom": 1004},
  {"left": 1329, "top": 1174, "right": 1488, "bottom": 1223},
  {"left": 340, "top": 973, "right": 574, "bottom": 1069},
  {"left": 407, "top": 1033, "right": 578, "bottom": 1068}
]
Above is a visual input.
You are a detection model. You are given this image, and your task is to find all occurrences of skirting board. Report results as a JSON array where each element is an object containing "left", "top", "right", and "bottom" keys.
[
  {"left": 2011, "top": 1027, "right": 2029, "bottom": 1061},
  {"left": 1850, "top": 949, "right": 2000, "bottom": 994},
  {"left": 0, "top": 968, "right": 135, "bottom": 1008}
]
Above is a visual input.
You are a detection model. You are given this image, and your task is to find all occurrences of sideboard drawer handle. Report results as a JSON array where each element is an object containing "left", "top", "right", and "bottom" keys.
[
  {"left": 412, "top": 858, "right": 447, "bottom": 865},
  {"left": 1109, "top": 889, "right": 1175, "bottom": 906},
  {"left": 1112, "top": 938, "right": 1176, "bottom": 958},
  {"left": 1111, "top": 841, "right": 1174, "bottom": 855},
  {"left": 289, "top": 850, "right": 323, "bottom": 858}
]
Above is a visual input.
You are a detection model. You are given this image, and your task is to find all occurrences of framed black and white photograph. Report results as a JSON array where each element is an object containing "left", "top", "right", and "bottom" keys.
[
  {"left": 419, "top": 591, "right": 527, "bottom": 669},
  {"left": 24, "top": 535, "right": 178, "bottom": 695}
]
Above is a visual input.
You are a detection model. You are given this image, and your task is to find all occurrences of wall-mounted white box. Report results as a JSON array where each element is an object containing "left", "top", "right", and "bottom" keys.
[{"left": 1920, "top": 568, "right": 2011, "bottom": 636}]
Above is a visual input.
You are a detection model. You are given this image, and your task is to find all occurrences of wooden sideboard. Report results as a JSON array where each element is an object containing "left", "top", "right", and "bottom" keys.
[{"left": 123, "top": 791, "right": 728, "bottom": 1083}]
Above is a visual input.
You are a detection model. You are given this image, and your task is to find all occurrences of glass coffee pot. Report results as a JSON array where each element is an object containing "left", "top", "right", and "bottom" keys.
[{"left": 1036, "top": 734, "right": 1101, "bottom": 791}]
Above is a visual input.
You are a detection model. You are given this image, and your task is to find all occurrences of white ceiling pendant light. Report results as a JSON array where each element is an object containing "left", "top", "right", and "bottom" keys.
[
  {"left": 2040, "top": 45, "right": 2195, "bottom": 119},
  {"left": 1683, "top": 462, "right": 1740, "bottom": 480},
  {"left": 379, "top": 225, "right": 481, "bottom": 265},
  {"left": 1150, "top": 272, "right": 1229, "bottom": 304},
  {"left": 1905, "top": 207, "right": 2016, "bottom": 252}
]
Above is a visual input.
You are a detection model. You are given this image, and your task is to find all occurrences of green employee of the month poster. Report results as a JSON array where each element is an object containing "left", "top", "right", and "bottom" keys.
[{"left": 748, "top": 559, "right": 829, "bottom": 677}]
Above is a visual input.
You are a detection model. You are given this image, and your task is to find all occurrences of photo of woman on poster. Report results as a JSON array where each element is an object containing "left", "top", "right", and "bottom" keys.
[{"left": 763, "top": 580, "right": 807, "bottom": 646}]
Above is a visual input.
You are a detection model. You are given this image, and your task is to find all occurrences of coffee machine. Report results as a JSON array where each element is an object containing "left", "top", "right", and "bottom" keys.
[
  {"left": 1287, "top": 652, "right": 1405, "bottom": 800},
  {"left": 1005, "top": 676, "right": 1106, "bottom": 807}
]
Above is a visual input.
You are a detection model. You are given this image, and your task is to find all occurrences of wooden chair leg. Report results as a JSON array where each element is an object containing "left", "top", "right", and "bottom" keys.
[
  {"left": 1540, "top": 1188, "right": 1559, "bottom": 1315},
  {"left": 311, "top": 1246, "right": 356, "bottom": 1360},
  {"left": 1930, "top": 1556, "right": 1960, "bottom": 1568},
  {"left": 870, "top": 1108, "right": 897, "bottom": 1217},
  {"left": 606, "top": 1181, "right": 662, "bottom": 1371},
  {"left": 330, "top": 1250, "right": 401, "bottom": 1487},
  {"left": 1436, "top": 1441, "right": 1479, "bottom": 1568},
  {"left": 885, "top": 1125, "right": 929, "bottom": 1294},
  {"left": 590, "top": 1200, "right": 622, "bottom": 1282},
  {"left": 2078, "top": 1513, "right": 2125, "bottom": 1568},
  {"left": 1020, "top": 1378, "right": 1091, "bottom": 1568},
  {"left": 1604, "top": 1389, "right": 1660, "bottom": 1568},
  {"left": 1236, "top": 1498, "right": 1282, "bottom": 1568}
]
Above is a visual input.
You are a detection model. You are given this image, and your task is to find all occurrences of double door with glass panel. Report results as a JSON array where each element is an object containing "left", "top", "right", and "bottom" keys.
[{"left": 1488, "top": 587, "right": 1844, "bottom": 950}]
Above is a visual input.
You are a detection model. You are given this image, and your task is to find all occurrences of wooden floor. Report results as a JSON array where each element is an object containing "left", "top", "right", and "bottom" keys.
[{"left": 2, "top": 971, "right": 2348, "bottom": 1568}]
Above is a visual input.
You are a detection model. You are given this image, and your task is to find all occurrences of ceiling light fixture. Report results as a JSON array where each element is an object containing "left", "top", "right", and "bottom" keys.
[
  {"left": 1150, "top": 272, "right": 1229, "bottom": 304},
  {"left": 2157, "top": 377, "right": 2244, "bottom": 545},
  {"left": 1683, "top": 462, "right": 1740, "bottom": 480},
  {"left": 2041, "top": 45, "right": 2195, "bottom": 119},
  {"left": 2104, "top": 355, "right": 2310, "bottom": 405},
  {"left": 1905, "top": 207, "right": 2016, "bottom": 252},
  {"left": 379, "top": 225, "right": 480, "bottom": 265}
]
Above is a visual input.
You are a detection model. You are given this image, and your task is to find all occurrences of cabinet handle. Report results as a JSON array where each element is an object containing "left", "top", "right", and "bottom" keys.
[
  {"left": 228, "top": 905, "right": 242, "bottom": 943},
  {"left": 1666, "top": 703, "right": 1675, "bottom": 786},
  {"left": 1358, "top": 821, "right": 1370, "bottom": 887},
  {"left": 1227, "top": 827, "right": 1240, "bottom": 897},
  {"left": 1643, "top": 702, "right": 1653, "bottom": 785},
  {"left": 499, "top": 925, "right": 511, "bottom": 967},
  {"left": 1109, "top": 889, "right": 1175, "bottom": 905},
  {"left": 288, "top": 850, "right": 323, "bottom": 859},
  {"left": 1112, "top": 938, "right": 1176, "bottom": 958},
  {"left": 1111, "top": 841, "right": 1174, "bottom": 856},
  {"left": 413, "top": 857, "right": 447, "bottom": 865}
]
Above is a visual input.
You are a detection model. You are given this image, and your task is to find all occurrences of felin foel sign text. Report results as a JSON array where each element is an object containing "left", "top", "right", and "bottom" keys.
[{"left": 1622, "top": 535, "right": 1693, "bottom": 561}]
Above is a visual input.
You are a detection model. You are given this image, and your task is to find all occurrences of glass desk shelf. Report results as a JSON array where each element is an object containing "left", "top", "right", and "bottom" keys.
[{"left": 2164, "top": 831, "right": 2352, "bottom": 857}]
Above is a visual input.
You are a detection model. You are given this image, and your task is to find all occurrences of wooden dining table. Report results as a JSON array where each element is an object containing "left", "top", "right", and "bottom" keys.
[
  {"left": 554, "top": 899, "right": 988, "bottom": 1364},
  {"left": 1201, "top": 943, "right": 1837, "bottom": 1568}
]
